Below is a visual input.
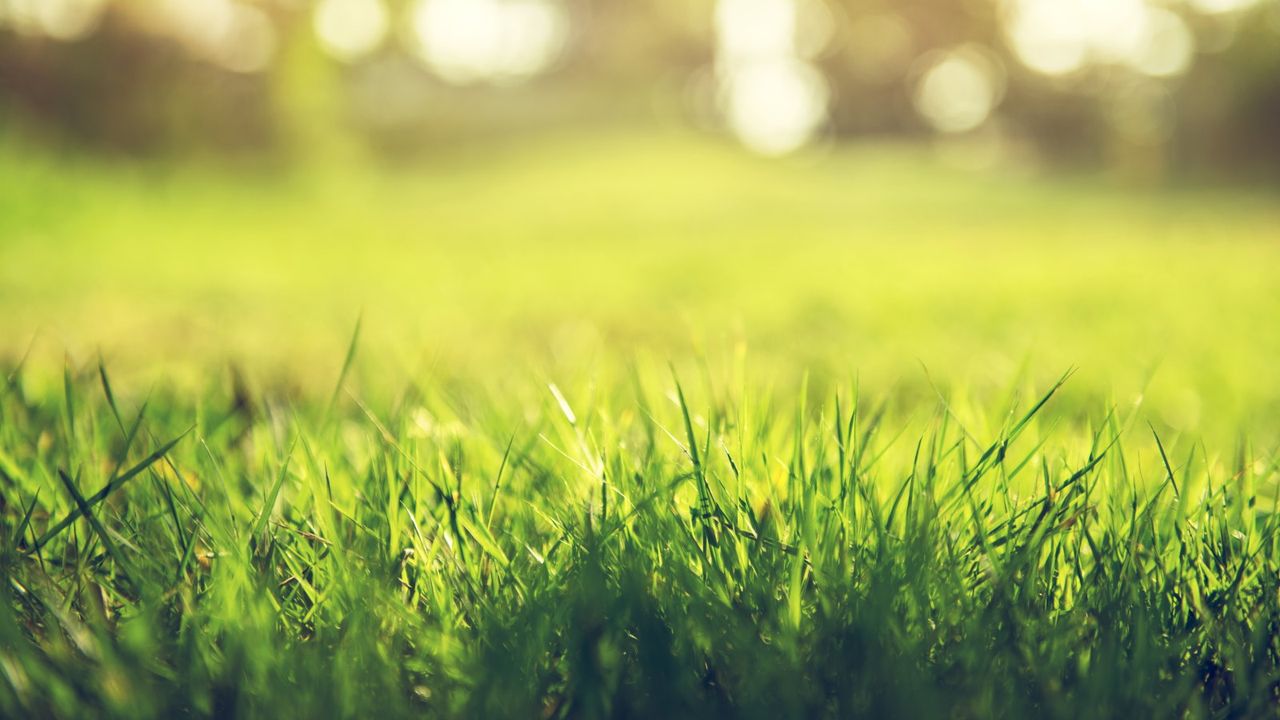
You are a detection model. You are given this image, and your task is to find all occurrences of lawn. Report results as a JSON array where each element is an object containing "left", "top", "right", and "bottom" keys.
[{"left": 2, "top": 131, "right": 1280, "bottom": 717}]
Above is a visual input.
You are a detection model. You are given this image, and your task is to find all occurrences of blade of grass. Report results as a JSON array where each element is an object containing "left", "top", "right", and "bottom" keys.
[{"left": 28, "top": 426, "right": 193, "bottom": 553}]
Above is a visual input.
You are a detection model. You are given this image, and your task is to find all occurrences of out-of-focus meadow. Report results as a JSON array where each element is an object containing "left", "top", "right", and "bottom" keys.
[{"left": 2, "top": 0, "right": 1279, "bottom": 436}]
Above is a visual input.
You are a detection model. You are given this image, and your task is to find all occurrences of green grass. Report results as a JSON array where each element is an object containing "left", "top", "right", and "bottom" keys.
[
  {"left": 3, "top": 131, "right": 1279, "bottom": 435},
  {"left": 4, "top": 354, "right": 1280, "bottom": 717},
  {"left": 2, "top": 131, "right": 1280, "bottom": 717}
]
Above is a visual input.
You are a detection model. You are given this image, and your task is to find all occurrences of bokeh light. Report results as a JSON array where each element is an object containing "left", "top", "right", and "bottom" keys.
[
  {"left": 720, "top": 58, "right": 829, "bottom": 155},
  {"left": 162, "top": 0, "right": 277, "bottom": 74},
  {"left": 715, "top": 0, "right": 829, "bottom": 155},
  {"left": 717, "top": 0, "right": 797, "bottom": 60},
  {"left": 1186, "top": 0, "right": 1262, "bottom": 15},
  {"left": 0, "top": 0, "right": 106, "bottom": 40},
  {"left": 0, "top": 0, "right": 1275, "bottom": 161},
  {"left": 1003, "top": 0, "right": 1198, "bottom": 78},
  {"left": 215, "top": 5, "right": 276, "bottom": 74},
  {"left": 913, "top": 47, "right": 1004, "bottom": 134},
  {"left": 314, "top": 0, "right": 390, "bottom": 63},
  {"left": 408, "top": 0, "right": 568, "bottom": 85},
  {"left": 1130, "top": 8, "right": 1195, "bottom": 79}
]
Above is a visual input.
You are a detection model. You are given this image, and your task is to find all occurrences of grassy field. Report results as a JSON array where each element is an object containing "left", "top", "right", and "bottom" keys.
[{"left": 2, "top": 132, "right": 1280, "bottom": 717}]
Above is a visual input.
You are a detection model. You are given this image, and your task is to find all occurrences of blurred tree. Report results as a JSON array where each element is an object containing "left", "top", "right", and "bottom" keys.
[
  {"left": 0, "top": 0, "right": 1276, "bottom": 177},
  {"left": 0, "top": 7, "right": 278, "bottom": 157}
]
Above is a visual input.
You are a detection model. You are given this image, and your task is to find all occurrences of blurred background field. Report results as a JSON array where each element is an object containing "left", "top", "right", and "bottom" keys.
[{"left": 1, "top": 0, "right": 1279, "bottom": 438}]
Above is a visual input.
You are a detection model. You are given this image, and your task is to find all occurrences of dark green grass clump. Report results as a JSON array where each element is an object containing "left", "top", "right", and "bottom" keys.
[{"left": 1, "top": 361, "right": 1278, "bottom": 718}]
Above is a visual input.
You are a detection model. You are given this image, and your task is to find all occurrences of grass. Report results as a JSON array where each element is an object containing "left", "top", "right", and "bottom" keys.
[
  {"left": 3, "top": 354, "right": 1280, "bottom": 718},
  {"left": 3, "top": 130, "right": 1279, "bottom": 429},
  {"left": 2, "top": 131, "right": 1280, "bottom": 717}
]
